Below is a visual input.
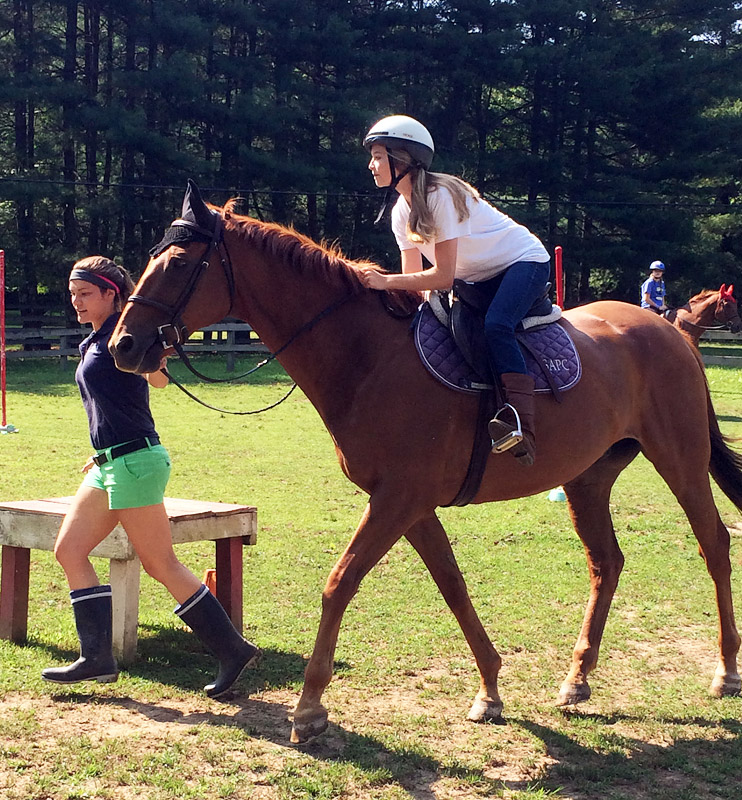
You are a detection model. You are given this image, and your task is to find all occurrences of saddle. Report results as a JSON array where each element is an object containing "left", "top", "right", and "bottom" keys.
[
  {"left": 412, "top": 280, "right": 581, "bottom": 508},
  {"left": 418, "top": 280, "right": 580, "bottom": 398}
]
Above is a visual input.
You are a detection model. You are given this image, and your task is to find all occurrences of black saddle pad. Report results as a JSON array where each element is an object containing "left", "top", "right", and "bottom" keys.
[{"left": 413, "top": 302, "right": 581, "bottom": 395}]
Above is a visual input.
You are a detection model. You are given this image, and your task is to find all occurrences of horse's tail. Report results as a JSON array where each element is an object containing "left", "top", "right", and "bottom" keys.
[{"left": 698, "top": 346, "right": 742, "bottom": 511}]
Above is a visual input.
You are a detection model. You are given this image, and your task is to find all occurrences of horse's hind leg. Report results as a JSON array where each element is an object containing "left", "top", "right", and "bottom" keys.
[
  {"left": 405, "top": 513, "right": 504, "bottom": 724},
  {"left": 644, "top": 446, "right": 741, "bottom": 697},
  {"left": 557, "top": 439, "right": 640, "bottom": 706}
]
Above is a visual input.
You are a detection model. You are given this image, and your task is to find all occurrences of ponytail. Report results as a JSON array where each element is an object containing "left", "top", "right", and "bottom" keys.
[{"left": 386, "top": 147, "right": 478, "bottom": 244}]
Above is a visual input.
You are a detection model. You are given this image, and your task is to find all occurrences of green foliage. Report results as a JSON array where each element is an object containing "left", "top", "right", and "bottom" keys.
[{"left": 1, "top": 2, "right": 742, "bottom": 310}]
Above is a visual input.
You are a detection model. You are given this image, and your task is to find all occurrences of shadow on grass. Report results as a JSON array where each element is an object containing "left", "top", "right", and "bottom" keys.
[
  {"left": 718, "top": 414, "right": 742, "bottom": 424},
  {"left": 37, "top": 665, "right": 742, "bottom": 800},
  {"left": 515, "top": 713, "right": 742, "bottom": 798},
  {"left": 48, "top": 691, "right": 507, "bottom": 800}
]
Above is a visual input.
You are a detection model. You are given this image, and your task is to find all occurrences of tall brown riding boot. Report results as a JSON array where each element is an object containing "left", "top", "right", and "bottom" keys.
[{"left": 488, "top": 372, "right": 536, "bottom": 466}]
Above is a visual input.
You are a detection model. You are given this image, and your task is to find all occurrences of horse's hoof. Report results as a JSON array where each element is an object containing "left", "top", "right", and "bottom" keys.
[
  {"left": 290, "top": 709, "right": 329, "bottom": 744},
  {"left": 710, "top": 672, "right": 742, "bottom": 698},
  {"left": 467, "top": 696, "right": 505, "bottom": 724},
  {"left": 556, "top": 680, "right": 591, "bottom": 706}
]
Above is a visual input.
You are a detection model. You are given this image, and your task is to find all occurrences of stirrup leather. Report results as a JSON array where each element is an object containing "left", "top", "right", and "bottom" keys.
[{"left": 488, "top": 403, "right": 524, "bottom": 453}]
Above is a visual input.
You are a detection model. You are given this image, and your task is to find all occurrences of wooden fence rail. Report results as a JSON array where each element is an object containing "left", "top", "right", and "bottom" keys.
[
  {"left": 699, "top": 330, "right": 742, "bottom": 368},
  {"left": 4, "top": 321, "right": 267, "bottom": 371},
  {"left": 3, "top": 321, "right": 741, "bottom": 369}
]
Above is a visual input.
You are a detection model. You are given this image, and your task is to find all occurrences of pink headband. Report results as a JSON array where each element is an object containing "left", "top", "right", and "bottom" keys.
[{"left": 69, "top": 268, "right": 121, "bottom": 293}]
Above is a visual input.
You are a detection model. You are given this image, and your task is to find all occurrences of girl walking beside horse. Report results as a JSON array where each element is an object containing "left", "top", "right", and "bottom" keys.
[
  {"left": 42, "top": 256, "right": 258, "bottom": 696},
  {"left": 358, "top": 115, "right": 550, "bottom": 466}
]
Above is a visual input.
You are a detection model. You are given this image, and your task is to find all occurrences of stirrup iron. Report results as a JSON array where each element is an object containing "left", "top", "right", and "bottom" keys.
[{"left": 489, "top": 403, "right": 524, "bottom": 453}]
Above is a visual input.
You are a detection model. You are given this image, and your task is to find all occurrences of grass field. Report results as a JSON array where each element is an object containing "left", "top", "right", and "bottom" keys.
[{"left": 1, "top": 355, "right": 742, "bottom": 799}]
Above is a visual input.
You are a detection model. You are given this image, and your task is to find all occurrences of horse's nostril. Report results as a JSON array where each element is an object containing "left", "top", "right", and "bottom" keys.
[{"left": 114, "top": 333, "right": 135, "bottom": 354}]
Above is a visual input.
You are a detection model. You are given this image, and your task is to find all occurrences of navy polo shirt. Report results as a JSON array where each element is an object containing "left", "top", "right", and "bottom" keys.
[{"left": 76, "top": 313, "right": 158, "bottom": 450}]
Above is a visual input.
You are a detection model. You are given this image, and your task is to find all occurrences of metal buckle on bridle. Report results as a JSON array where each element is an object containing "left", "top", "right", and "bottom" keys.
[
  {"left": 157, "top": 323, "right": 183, "bottom": 348},
  {"left": 490, "top": 403, "right": 524, "bottom": 453}
]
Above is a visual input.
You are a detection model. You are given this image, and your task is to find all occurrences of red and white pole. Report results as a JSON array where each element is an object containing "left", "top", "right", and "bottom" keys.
[
  {"left": 1, "top": 249, "right": 7, "bottom": 428},
  {"left": 554, "top": 246, "right": 564, "bottom": 309}
]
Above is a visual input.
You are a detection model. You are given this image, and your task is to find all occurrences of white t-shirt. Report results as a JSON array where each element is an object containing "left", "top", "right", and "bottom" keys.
[{"left": 391, "top": 186, "right": 550, "bottom": 282}]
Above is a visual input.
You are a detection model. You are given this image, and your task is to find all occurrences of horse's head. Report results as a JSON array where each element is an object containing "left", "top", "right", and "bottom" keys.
[
  {"left": 110, "top": 180, "right": 234, "bottom": 373},
  {"left": 717, "top": 283, "right": 741, "bottom": 334}
]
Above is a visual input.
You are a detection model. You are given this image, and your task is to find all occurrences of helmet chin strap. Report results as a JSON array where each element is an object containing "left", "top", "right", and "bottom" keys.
[{"left": 374, "top": 150, "right": 412, "bottom": 225}]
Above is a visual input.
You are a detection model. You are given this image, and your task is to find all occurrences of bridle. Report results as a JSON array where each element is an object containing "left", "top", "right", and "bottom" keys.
[
  {"left": 127, "top": 215, "right": 236, "bottom": 363},
  {"left": 666, "top": 294, "right": 741, "bottom": 335},
  {"left": 125, "top": 215, "right": 353, "bottom": 414}
]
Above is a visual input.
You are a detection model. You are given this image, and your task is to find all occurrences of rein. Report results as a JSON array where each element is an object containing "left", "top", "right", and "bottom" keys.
[
  {"left": 163, "top": 292, "right": 354, "bottom": 415},
  {"left": 127, "top": 220, "right": 355, "bottom": 415},
  {"left": 161, "top": 368, "right": 298, "bottom": 415}
]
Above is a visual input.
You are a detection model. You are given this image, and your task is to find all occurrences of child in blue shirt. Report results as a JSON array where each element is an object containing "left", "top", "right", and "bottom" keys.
[{"left": 640, "top": 261, "right": 667, "bottom": 313}]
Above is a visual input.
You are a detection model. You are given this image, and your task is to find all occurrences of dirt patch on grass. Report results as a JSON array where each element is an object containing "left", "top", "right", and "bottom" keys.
[{"left": 0, "top": 638, "right": 738, "bottom": 800}]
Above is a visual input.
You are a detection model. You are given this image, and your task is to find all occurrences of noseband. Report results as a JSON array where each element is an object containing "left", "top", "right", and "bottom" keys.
[{"left": 127, "top": 214, "right": 235, "bottom": 351}]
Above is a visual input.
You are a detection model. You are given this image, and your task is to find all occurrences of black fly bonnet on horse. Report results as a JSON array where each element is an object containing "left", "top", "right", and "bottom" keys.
[{"left": 150, "top": 179, "right": 222, "bottom": 257}]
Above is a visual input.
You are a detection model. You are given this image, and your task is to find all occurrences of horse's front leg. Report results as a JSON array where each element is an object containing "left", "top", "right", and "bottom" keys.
[
  {"left": 290, "top": 495, "right": 417, "bottom": 744},
  {"left": 405, "top": 514, "right": 504, "bottom": 724}
]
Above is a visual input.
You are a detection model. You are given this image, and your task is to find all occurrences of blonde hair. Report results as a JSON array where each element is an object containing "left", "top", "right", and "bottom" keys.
[
  {"left": 388, "top": 147, "right": 479, "bottom": 244},
  {"left": 71, "top": 256, "right": 135, "bottom": 311}
]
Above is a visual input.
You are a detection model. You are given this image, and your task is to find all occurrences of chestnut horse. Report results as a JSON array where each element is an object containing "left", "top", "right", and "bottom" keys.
[
  {"left": 665, "top": 284, "right": 741, "bottom": 348},
  {"left": 110, "top": 183, "right": 742, "bottom": 743}
]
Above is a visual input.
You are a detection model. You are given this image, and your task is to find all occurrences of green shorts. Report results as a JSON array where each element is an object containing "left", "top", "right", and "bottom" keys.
[{"left": 82, "top": 443, "right": 172, "bottom": 510}]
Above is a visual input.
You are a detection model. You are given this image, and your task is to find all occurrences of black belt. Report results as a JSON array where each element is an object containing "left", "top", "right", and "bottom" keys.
[{"left": 92, "top": 436, "right": 160, "bottom": 466}]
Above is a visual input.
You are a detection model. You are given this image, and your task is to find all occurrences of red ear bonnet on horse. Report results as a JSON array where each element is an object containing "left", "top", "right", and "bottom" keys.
[{"left": 720, "top": 284, "right": 736, "bottom": 302}]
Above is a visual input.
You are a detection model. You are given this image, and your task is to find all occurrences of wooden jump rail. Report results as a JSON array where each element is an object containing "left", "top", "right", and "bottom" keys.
[{"left": 0, "top": 497, "right": 257, "bottom": 665}]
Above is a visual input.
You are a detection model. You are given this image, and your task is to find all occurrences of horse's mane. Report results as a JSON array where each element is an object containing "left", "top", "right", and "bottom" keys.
[
  {"left": 218, "top": 200, "right": 422, "bottom": 314},
  {"left": 220, "top": 200, "right": 379, "bottom": 294},
  {"left": 691, "top": 289, "right": 718, "bottom": 303}
]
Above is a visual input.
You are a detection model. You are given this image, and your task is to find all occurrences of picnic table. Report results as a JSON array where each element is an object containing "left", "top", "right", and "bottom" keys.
[{"left": 0, "top": 497, "right": 257, "bottom": 665}]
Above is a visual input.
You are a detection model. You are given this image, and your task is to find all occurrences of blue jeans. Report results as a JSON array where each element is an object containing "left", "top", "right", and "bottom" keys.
[{"left": 481, "top": 260, "right": 551, "bottom": 376}]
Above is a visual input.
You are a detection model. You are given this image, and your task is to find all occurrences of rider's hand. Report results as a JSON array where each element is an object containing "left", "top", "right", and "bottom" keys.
[{"left": 358, "top": 267, "right": 389, "bottom": 291}]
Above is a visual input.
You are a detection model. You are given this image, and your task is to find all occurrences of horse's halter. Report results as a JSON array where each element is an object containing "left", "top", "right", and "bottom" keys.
[
  {"left": 127, "top": 214, "right": 235, "bottom": 351},
  {"left": 713, "top": 293, "right": 740, "bottom": 331}
]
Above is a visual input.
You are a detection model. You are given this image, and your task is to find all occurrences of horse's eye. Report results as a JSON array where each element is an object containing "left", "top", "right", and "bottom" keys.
[{"left": 165, "top": 256, "right": 187, "bottom": 271}]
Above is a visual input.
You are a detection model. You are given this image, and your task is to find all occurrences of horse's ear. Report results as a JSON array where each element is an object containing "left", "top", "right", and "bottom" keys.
[
  {"left": 177, "top": 179, "right": 219, "bottom": 237},
  {"left": 720, "top": 283, "right": 735, "bottom": 300}
]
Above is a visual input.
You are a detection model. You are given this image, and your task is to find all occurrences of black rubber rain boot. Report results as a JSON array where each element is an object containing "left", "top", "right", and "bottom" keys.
[
  {"left": 175, "top": 584, "right": 260, "bottom": 699},
  {"left": 42, "top": 584, "right": 119, "bottom": 684}
]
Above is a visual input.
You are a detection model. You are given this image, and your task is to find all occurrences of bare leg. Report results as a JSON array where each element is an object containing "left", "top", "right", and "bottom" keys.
[
  {"left": 291, "top": 495, "right": 420, "bottom": 743},
  {"left": 118, "top": 504, "right": 200, "bottom": 604},
  {"left": 405, "top": 513, "right": 503, "bottom": 723},
  {"left": 54, "top": 484, "right": 119, "bottom": 589}
]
